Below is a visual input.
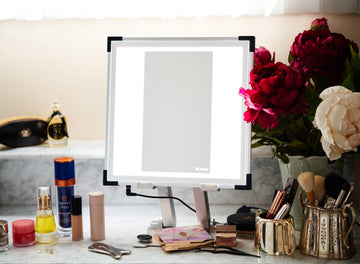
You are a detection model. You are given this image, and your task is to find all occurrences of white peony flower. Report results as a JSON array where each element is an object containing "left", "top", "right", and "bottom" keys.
[{"left": 314, "top": 86, "right": 360, "bottom": 160}]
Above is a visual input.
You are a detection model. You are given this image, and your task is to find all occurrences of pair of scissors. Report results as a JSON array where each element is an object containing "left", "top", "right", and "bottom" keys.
[{"left": 88, "top": 242, "right": 131, "bottom": 260}]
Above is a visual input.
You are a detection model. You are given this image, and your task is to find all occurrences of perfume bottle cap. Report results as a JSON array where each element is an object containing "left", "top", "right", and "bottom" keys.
[
  {"left": 71, "top": 195, "right": 82, "bottom": 216},
  {"left": 37, "top": 186, "right": 52, "bottom": 210},
  {"left": 52, "top": 102, "right": 60, "bottom": 111},
  {"left": 54, "top": 157, "right": 76, "bottom": 186}
]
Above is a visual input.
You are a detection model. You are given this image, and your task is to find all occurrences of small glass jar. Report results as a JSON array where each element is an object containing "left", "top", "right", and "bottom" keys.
[
  {"left": 12, "top": 219, "right": 36, "bottom": 247},
  {"left": 0, "top": 220, "right": 9, "bottom": 252}
]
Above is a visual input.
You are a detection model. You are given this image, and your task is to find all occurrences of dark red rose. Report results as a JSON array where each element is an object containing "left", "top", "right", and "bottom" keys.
[
  {"left": 254, "top": 47, "right": 275, "bottom": 67},
  {"left": 240, "top": 62, "right": 307, "bottom": 129}
]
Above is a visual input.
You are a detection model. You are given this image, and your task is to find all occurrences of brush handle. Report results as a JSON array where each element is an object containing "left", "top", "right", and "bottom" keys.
[
  {"left": 307, "top": 191, "right": 315, "bottom": 206},
  {"left": 341, "top": 186, "right": 354, "bottom": 208},
  {"left": 266, "top": 190, "right": 286, "bottom": 219}
]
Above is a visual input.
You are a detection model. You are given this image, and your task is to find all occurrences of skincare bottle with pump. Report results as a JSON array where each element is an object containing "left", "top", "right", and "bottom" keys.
[
  {"left": 54, "top": 157, "right": 76, "bottom": 237},
  {"left": 35, "top": 186, "right": 57, "bottom": 243},
  {"left": 47, "top": 101, "right": 68, "bottom": 147}
]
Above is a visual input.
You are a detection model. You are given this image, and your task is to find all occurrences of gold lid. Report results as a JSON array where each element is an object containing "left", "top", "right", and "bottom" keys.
[
  {"left": 0, "top": 220, "right": 8, "bottom": 236},
  {"left": 38, "top": 195, "right": 51, "bottom": 210}
]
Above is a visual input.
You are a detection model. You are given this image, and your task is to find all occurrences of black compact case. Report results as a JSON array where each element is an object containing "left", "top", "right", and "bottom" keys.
[
  {"left": 0, "top": 117, "right": 48, "bottom": 148},
  {"left": 227, "top": 206, "right": 259, "bottom": 232}
]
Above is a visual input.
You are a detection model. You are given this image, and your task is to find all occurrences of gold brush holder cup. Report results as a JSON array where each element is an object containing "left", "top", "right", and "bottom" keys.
[
  {"left": 299, "top": 192, "right": 356, "bottom": 259},
  {"left": 254, "top": 209, "right": 296, "bottom": 255}
]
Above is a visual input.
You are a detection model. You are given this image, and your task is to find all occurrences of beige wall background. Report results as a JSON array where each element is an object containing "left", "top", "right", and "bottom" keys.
[{"left": 0, "top": 14, "right": 359, "bottom": 140}]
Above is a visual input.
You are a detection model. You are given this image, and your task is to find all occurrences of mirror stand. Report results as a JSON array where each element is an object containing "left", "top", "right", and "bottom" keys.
[
  {"left": 148, "top": 187, "right": 212, "bottom": 232},
  {"left": 157, "top": 186, "right": 177, "bottom": 228}
]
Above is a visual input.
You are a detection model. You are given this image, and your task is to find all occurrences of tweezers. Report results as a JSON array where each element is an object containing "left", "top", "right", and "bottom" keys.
[
  {"left": 88, "top": 242, "right": 131, "bottom": 260},
  {"left": 195, "top": 246, "right": 260, "bottom": 258}
]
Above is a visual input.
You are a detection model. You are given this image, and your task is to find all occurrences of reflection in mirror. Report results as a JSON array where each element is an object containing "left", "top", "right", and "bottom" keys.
[{"left": 142, "top": 51, "right": 212, "bottom": 174}]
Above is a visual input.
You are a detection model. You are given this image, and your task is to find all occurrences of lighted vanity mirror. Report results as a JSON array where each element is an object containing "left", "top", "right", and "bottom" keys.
[{"left": 104, "top": 37, "right": 254, "bottom": 189}]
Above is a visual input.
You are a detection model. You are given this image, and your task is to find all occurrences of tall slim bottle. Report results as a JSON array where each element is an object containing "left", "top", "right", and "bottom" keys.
[
  {"left": 54, "top": 157, "right": 76, "bottom": 237},
  {"left": 35, "top": 186, "right": 57, "bottom": 243},
  {"left": 47, "top": 102, "right": 68, "bottom": 147}
]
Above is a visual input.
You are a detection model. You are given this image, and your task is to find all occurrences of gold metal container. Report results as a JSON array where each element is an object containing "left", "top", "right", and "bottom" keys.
[
  {"left": 254, "top": 210, "right": 296, "bottom": 255},
  {"left": 299, "top": 202, "right": 356, "bottom": 259}
]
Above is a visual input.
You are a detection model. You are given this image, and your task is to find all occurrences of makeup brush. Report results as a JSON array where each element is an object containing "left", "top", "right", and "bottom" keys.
[
  {"left": 324, "top": 173, "right": 350, "bottom": 199},
  {"left": 283, "top": 178, "right": 299, "bottom": 206},
  {"left": 265, "top": 190, "right": 286, "bottom": 219},
  {"left": 341, "top": 186, "right": 354, "bottom": 208},
  {"left": 324, "top": 173, "right": 350, "bottom": 209},
  {"left": 313, "top": 175, "right": 326, "bottom": 206},
  {"left": 298, "top": 172, "right": 315, "bottom": 206}
]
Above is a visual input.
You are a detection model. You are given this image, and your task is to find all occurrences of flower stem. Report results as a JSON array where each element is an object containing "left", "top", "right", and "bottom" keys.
[
  {"left": 289, "top": 114, "right": 305, "bottom": 142},
  {"left": 313, "top": 129, "right": 321, "bottom": 154}
]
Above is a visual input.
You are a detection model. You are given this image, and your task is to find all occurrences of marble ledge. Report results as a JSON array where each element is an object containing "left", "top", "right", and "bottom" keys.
[{"left": 0, "top": 140, "right": 105, "bottom": 159}]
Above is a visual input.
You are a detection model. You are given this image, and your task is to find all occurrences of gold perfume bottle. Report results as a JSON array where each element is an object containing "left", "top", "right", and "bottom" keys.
[
  {"left": 47, "top": 102, "right": 68, "bottom": 147},
  {"left": 35, "top": 186, "right": 57, "bottom": 243}
]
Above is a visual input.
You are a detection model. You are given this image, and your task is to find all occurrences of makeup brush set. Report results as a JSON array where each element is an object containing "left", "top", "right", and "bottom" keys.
[
  {"left": 297, "top": 171, "right": 356, "bottom": 259},
  {"left": 297, "top": 171, "right": 354, "bottom": 209}
]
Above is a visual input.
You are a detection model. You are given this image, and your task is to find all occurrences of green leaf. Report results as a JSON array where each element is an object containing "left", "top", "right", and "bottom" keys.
[
  {"left": 288, "top": 51, "right": 297, "bottom": 64},
  {"left": 287, "top": 140, "right": 310, "bottom": 151},
  {"left": 304, "top": 85, "right": 321, "bottom": 120},
  {"left": 251, "top": 142, "right": 264, "bottom": 148},
  {"left": 252, "top": 132, "right": 282, "bottom": 144},
  {"left": 342, "top": 46, "right": 360, "bottom": 92}
]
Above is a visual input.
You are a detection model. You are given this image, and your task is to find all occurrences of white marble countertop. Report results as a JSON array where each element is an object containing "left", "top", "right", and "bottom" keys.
[
  {"left": 0, "top": 204, "right": 359, "bottom": 264},
  {"left": 0, "top": 140, "right": 105, "bottom": 159}
]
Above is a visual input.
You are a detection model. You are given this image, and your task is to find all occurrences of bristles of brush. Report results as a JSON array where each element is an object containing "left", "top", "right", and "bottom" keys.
[
  {"left": 298, "top": 172, "right": 315, "bottom": 206},
  {"left": 298, "top": 172, "right": 314, "bottom": 192},
  {"left": 324, "top": 173, "right": 350, "bottom": 199},
  {"left": 313, "top": 175, "right": 326, "bottom": 206}
]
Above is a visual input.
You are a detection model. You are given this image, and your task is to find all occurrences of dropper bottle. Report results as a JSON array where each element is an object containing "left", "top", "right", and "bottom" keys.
[{"left": 35, "top": 186, "right": 57, "bottom": 243}]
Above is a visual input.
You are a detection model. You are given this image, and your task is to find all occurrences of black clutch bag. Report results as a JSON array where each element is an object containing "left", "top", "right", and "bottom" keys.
[{"left": 0, "top": 117, "right": 48, "bottom": 148}]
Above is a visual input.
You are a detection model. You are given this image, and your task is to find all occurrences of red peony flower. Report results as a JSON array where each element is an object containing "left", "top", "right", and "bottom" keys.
[
  {"left": 240, "top": 61, "right": 307, "bottom": 129},
  {"left": 254, "top": 46, "right": 275, "bottom": 67},
  {"left": 290, "top": 26, "right": 358, "bottom": 88},
  {"left": 311, "top": 17, "right": 329, "bottom": 31}
]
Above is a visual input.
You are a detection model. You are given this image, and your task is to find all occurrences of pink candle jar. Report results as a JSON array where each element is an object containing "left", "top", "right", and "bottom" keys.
[{"left": 12, "top": 219, "right": 36, "bottom": 247}]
